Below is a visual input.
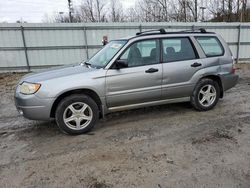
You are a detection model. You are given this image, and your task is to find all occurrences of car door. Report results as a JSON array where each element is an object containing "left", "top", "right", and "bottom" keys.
[
  {"left": 161, "top": 37, "right": 202, "bottom": 99},
  {"left": 106, "top": 39, "right": 162, "bottom": 108}
]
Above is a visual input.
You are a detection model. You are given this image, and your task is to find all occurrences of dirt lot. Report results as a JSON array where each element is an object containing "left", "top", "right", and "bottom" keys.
[{"left": 0, "top": 64, "right": 250, "bottom": 188}]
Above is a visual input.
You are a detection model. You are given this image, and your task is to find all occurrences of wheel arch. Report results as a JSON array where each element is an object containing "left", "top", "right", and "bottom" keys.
[{"left": 50, "top": 89, "right": 103, "bottom": 118}]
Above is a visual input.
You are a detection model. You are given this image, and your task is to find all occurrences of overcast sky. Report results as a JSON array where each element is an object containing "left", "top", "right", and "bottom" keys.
[{"left": 0, "top": 0, "right": 135, "bottom": 23}]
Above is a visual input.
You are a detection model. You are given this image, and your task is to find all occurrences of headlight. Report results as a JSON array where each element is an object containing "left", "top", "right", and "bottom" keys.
[{"left": 19, "top": 82, "right": 41, "bottom": 95}]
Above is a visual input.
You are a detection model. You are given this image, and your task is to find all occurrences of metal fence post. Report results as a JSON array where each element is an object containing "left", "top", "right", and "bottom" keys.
[
  {"left": 83, "top": 26, "right": 89, "bottom": 59},
  {"left": 191, "top": 24, "right": 195, "bottom": 31},
  {"left": 236, "top": 24, "right": 241, "bottom": 63},
  {"left": 20, "top": 26, "right": 30, "bottom": 71},
  {"left": 139, "top": 24, "right": 142, "bottom": 33}
]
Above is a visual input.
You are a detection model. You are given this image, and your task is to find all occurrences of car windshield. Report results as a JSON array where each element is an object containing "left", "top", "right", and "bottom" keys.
[{"left": 87, "top": 40, "right": 127, "bottom": 68}]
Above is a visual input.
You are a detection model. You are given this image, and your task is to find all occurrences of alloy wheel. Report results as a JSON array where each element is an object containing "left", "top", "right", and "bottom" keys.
[
  {"left": 63, "top": 102, "right": 93, "bottom": 130},
  {"left": 198, "top": 84, "right": 217, "bottom": 107}
]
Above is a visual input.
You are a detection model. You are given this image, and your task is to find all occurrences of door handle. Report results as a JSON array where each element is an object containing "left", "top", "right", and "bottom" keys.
[
  {"left": 191, "top": 62, "right": 202, "bottom": 67},
  {"left": 145, "top": 68, "right": 159, "bottom": 73}
]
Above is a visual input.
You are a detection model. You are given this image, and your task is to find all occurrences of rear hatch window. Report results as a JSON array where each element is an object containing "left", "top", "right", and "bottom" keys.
[{"left": 195, "top": 36, "right": 224, "bottom": 57}]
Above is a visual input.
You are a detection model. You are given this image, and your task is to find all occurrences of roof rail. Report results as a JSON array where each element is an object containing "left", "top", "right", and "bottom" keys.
[
  {"left": 181, "top": 28, "right": 207, "bottom": 33},
  {"left": 134, "top": 27, "right": 212, "bottom": 38},
  {"left": 136, "top": 28, "right": 166, "bottom": 36}
]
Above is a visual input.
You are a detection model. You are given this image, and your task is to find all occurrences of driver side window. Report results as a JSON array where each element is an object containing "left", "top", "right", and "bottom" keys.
[{"left": 120, "top": 39, "right": 160, "bottom": 67}]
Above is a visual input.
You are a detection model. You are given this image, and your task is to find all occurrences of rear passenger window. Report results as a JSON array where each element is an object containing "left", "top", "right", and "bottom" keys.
[
  {"left": 195, "top": 36, "right": 224, "bottom": 57},
  {"left": 162, "top": 37, "right": 197, "bottom": 62}
]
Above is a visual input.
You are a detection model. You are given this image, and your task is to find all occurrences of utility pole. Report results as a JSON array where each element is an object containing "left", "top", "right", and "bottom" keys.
[
  {"left": 183, "top": 0, "right": 187, "bottom": 22},
  {"left": 222, "top": 0, "right": 225, "bottom": 21},
  {"left": 200, "top": 0, "right": 206, "bottom": 22},
  {"left": 68, "top": 0, "right": 73, "bottom": 23},
  {"left": 242, "top": 0, "right": 247, "bottom": 22},
  {"left": 237, "top": 0, "right": 240, "bottom": 21},
  {"left": 200, "top": 7, "right": 206, "bottom": 22},
  {"left": 194, "top": 0, "right": 198, "bottom": 22},
  {"left": 228, "top": 0, "right": 232, "bottom": 21}
]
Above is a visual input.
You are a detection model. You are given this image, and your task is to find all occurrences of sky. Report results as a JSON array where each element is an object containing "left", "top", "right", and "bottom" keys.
[{"left": 0, "top": 0, "right": 135, "bottom": 23}]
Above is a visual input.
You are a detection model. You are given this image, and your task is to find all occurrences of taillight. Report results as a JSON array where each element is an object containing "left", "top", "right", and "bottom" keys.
[
  {"left": 231, "top": 65, "right": 236, "bottom": 74},
  {"left": 231, "top": 56, "right": 236, "bottom": 74}
]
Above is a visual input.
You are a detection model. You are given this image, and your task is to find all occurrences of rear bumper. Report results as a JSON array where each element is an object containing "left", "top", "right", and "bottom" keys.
[
  {"left": 220, "top": 73, "right": 239, "bottom": 91},
  {"left": 15, "top": 93, "right": 54, "bottom": 120}
]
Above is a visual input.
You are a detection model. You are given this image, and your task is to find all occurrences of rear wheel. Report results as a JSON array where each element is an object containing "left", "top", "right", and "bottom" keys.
[
  {"left": 191, "top": 78, "right": 220, "bottom": 111},
  {"left": 55, "top": 94, "right": 99, "bottom": 135}
]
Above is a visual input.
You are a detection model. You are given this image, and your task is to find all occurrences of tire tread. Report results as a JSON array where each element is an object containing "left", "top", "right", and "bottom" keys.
[
  {"left": 55, "top": 94, "right": 99, "bottom": 135},
  {"left": 191, "top": 78, "right": 220, "bottom": 111}
]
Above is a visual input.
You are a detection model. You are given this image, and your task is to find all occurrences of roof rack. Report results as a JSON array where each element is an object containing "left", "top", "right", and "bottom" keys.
[
  {"left": 181, "top": 28, "right": 207, "bottom": 33},
  {"left": 136, "top": 28, "right": 166, "bottom": 36},
  {"left": 135, "top": 28, "right": 209, "bottom": 37}
]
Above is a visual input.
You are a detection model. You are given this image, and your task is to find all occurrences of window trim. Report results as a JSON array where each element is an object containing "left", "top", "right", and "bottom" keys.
[
  {"left": 160, "top": 37, "right": 199, "bottom": 64},
  {"left": 195, "top": 36, "right": 225, "bottom": 58},
  {"left": 110, "top": 38, "right": 161, "bottom": 69}
]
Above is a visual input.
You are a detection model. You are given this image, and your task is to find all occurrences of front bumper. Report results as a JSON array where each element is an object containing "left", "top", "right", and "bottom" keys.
[
  {"left": 220, "top": 73, "right": 239, "bottom": 91},
  {"left": 15, "top": 92, "right": 54, "bottom": 121}
]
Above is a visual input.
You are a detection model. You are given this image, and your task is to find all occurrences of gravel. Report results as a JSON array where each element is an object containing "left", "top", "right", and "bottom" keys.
[{"left": 0, "top": 64, "right": 250, "bottom": 188}]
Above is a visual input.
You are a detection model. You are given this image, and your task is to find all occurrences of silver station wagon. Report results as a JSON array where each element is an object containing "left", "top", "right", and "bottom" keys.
[{"left": 15, "top": 28, "right": 238, "bottom": 135}]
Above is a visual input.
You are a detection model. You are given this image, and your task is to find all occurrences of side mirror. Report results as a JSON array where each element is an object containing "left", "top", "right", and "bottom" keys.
[{"left": 114, "top": 59, "right": 128, "bottom": 69}]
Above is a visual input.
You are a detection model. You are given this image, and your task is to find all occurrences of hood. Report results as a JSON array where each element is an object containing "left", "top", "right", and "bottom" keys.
[{"left": 21, "top": 64, "right": 97, "bottom": 83}]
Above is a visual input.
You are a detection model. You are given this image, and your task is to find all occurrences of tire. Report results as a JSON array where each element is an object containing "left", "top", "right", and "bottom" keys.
[
  {"left": 191, "top": 78, "right": 220, "bottom": 111},
  {"left": 55, "top": 94, "right": 99, "bottom": 135}
]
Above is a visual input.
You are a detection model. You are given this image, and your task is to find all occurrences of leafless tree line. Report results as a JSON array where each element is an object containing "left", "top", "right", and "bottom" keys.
[
  {"left": 208, "top": 0, "right": 249, "bottom": 22},
  {"left": 47, "top": 0, "right": 250, "bottom": 23}
]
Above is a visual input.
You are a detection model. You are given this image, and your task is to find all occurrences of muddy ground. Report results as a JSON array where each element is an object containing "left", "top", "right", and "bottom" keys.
[{"left": 0, "top": 64, "right": 250, "bottom": 188}]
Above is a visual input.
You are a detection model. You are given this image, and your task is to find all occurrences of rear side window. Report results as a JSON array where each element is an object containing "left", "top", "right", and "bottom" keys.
[
  {"left": 162, "top": 37, "right": 197, "bottom": 62},
  {"left": 195, "top": 36, "right": 224, "bottom": 57}
]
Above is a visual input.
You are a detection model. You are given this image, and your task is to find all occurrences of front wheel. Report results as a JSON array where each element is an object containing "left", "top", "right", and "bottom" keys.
[
  {"left": 55, "top": 94, "right": 99, "bottom": 135},
  {"left": 191, "top": 78, "right": 220, "bottom": 111}
]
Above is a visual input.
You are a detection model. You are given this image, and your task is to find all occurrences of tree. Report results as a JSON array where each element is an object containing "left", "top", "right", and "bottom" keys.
[
  {"left": 125, "top": 7, "right": 140, "bottom": 22},
  {"left": 109, "top": 0, "right": 124, "bottom": 22},
  {"left": 228, "top": 0, "right": 233, "bottom": 21},
  {"left": 242, "top": 0, "right": 248, "bottom": 22},
  {"left": 96, "top": 0, "right": 106, "bottom": 22},
  {"left": 44, "top": 0, "right": 250, "bottom": 23},
  {"left": 79, "top": 0, "right": 98, "bottom": 22},
  {"left": 136, "top": 0, "right": 169, "bottom": 22},
  {"left": 185, "top": 0, "right": 199, "bottom": 22},
  {"left": 75, "top": 0, "right": 107, "bottom": 22},
  {"left": 207, "top": 0, "right": 249, "bottom": 22}
]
